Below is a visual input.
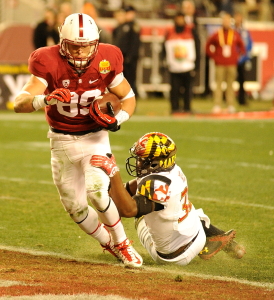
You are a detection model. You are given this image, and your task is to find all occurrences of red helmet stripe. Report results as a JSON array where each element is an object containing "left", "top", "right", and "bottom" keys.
[{"left": 79, "top": 14, "right": 84, "bottom": 37}]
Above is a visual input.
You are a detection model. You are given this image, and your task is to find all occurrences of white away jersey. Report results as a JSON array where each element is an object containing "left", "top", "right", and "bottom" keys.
[{"left": 136, "top": 165, "right": 201, "bottom": 254}]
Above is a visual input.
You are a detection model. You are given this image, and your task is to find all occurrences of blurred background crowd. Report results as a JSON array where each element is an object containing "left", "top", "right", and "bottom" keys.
[
  {"left": 0, "top": 0, "right": 274, "bottom": 113},
  {"left": 85, "top": 0, "right": 274, "bottom": 21},
  {"left": 1, "top": 0, "right": 274, "bottom": 24}
]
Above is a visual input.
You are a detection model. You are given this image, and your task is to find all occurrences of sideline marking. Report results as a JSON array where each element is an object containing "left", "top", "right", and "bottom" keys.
[
  {"left": 0, "top": 280, "right": 26, "bottom": 287},
  {"left": 0, "top": 280, "right": 39, "bottom": 287},
  {"left": 0, "top": 245, "right": 273, "bottom": 291},
  {"left": 0, "top": 293, "right": 134, "bottom": 300}
]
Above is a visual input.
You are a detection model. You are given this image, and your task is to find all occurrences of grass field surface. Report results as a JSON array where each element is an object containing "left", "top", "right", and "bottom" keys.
[{"left": 0, "top": 98, "right": 273, "bottom": 298}]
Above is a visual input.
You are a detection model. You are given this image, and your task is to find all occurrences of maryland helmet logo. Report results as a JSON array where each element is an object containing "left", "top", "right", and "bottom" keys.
[
  {"left": 134, "top": 132, "right": 176, "bottom": 159},
  {"left": 126, "top": 132, "right": 177, "bottom": 177},
  {"left": 99, "top": 60, "right": 111, "bottom": 74}
]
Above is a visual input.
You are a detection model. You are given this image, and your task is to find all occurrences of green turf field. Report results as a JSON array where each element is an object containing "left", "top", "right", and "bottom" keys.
[{"left": 0, "top": 98, "right": 273, "bottom": 285}]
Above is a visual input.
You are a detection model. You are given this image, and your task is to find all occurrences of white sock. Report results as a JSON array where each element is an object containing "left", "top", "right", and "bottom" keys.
[
  {"left": 89, "top": 223, "right": 110, "bottom": 246},
  {"left": 104, "top": 218, "right": 127, "bottom": 245},
  {"left": 97, "top": 199, "right": 127, "bottom": 245},
  {"left": 73, "top": 206, "right": 110, "bottom": 245}
]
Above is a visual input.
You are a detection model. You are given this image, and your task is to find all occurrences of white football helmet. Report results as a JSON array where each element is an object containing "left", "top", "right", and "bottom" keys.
[{"left": 59, "top": 13, "right": 100, "bottom": 70}]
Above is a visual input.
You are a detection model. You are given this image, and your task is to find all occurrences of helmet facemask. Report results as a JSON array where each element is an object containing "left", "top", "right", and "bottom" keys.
[
  {"left": 126, "top": 154, "right": 155, "bottom": 177},
  {"left": 60, "top": 39, "right": 99, "bottom": 71},
  {"left": 126, "top": 132, "right": 177, "bottom": 177}
]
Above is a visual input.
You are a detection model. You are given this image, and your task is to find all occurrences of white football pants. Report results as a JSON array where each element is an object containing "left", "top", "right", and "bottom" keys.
[
  {"left": 136, "top": 217, "right": 206, "bottom": 266},
  {"left": 48, "top": 129, "right": 126, "bottom": 244}
]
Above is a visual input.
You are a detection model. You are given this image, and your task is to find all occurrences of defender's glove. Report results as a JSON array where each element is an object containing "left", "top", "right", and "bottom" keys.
[
  {"left": 45, "top": 88, "right": 71, "bottom": 105},
  {"left": 89, "top": 100, "right": 120, "bottom": 132},
  {"left": 90, "top": 153, "right": 119, "bottom": 177}
]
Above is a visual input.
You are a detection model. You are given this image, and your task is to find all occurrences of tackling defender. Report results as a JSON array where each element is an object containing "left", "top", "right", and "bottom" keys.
[
  {"left": 91, "top": 132, "right": 246, "bottom": 265},
  {"left": 14, "top": 13, "right": 142, "bottom": 268}
]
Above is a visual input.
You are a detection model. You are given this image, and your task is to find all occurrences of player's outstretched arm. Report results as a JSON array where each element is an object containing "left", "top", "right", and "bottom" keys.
[
  {"left": 14, "top": 75, "right": 71, "bottom": 113},
  {"left": 90, "top": 154, "right": 165, "bottom": 218},
  {"left": 90, "top": 153, "right": 138, "bottom": 217},
  {"left": 109, "top": 172, "right": 138, "bottom": 217},
  {"left": 14, "top": 75, "right": 47, "bottom": 113}
]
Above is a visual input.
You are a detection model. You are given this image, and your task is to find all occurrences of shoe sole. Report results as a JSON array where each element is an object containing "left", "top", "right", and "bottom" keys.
[{"left": 199, "top": 230, "right": 236, "bottom": 260}]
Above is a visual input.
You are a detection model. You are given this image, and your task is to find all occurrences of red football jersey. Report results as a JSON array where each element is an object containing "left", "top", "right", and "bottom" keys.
[{"left": 28, "top": 44, "right": 123, "bottom": 132}]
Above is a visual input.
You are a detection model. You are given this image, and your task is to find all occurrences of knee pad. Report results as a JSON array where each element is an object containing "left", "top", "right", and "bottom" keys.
[
  {"left": 88, "top": 190, "right": 110, "bottom": 211},
  {"left": 70, "top": 206, "right": 89, "bottom": 223},
  {"left": 86, "top": 167, "right": 111, "bottom": 211}
]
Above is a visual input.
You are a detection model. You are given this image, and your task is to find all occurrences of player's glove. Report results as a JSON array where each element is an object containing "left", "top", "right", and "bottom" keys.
[
  {"left": 45, "top": 88, "right": 71, "bottom": 105},
  {"left": 32, "top": 88, "right": 71, "bottom": 111},
  {"left": 89, "top": 100, "right": 120, "bottom": 132},
  {"left": 90, "top": 153, "right": 119, "bottom": 177}
]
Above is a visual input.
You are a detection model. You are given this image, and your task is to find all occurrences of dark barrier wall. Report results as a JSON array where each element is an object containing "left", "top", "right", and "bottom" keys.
[{"left": 0, "top": 64, "right": 30, "bottom": 110}]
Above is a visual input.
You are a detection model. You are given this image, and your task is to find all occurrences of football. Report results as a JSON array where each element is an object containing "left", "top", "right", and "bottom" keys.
[{"left": 96, "top": 93, "right": 121, "bottom": 116}]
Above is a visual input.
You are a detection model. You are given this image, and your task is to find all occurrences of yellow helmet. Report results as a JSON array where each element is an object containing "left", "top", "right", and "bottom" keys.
[{"left": 126, "top": 132, "right": 177, "bottom": 177}]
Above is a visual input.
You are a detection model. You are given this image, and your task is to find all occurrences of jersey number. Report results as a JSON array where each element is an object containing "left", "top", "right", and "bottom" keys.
[
  {"left": 56, "top": 90, "right": 101, "bottom": 117},
  {"left": 178, "top": 187, "right": 192, "bottom": 223}
]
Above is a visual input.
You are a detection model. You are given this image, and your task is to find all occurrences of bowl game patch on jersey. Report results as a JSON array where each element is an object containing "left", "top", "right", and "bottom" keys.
[{"left": 99, "top": 60, "right": 111, "bottom": 74}]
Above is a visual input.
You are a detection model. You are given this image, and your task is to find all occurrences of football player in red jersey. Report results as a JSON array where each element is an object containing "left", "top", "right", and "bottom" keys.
[{"left": 14, "top": 13, "right": 142, "bottom": 268}]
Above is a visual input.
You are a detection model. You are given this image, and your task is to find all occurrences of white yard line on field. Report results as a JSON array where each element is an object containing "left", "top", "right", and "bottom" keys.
[
  {"left": 1, "top": 142, "right": 124, "bottom": 153},
  {"left": 0, "top": 176, "right": 52, "bottom": 185},
  {"left": 2, "top": 113, "right": 274, "bottom": 123},
  {"left": 0, "top": 114, "right": 46, "bottom": 121},
  {"left": 189, "top": 136, "right": 244, "bottom": 144},
  {"left": 1, "top": 142, "right": 49, "bottom": 152},
  {"left": 191, "top": 195, "right": 274, "bottom": 210},
  {"left": 180, "top": 157, "right": 274, "bottom": 171},
  {"left": 0, "top": 245, "right": 273, "bottom": 292},
  {"left": 0, "top": 196, "right": 28, "bottom": 201},
  {"left": 1, "top": 175, "right": 273, "bottom": 210}
]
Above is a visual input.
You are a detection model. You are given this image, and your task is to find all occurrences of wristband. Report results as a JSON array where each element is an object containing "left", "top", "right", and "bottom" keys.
[
  {"left": 32, "top": 95, "right": 47, "bottom": 111},
  {"left": 115, "top": 110, "right": 129, "bottom": 125}
]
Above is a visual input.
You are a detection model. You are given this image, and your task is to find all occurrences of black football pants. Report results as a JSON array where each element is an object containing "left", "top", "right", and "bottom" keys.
[{"left": 169, "top": 71, "right": 193, "bottom": 113}]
